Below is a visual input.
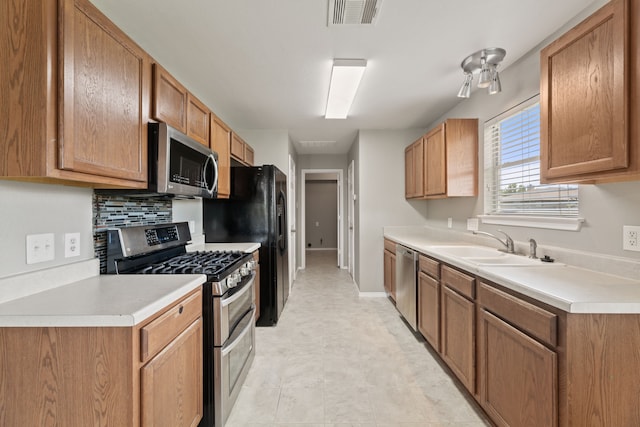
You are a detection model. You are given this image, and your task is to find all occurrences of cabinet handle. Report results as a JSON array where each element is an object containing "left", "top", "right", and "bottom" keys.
[{"left": 178, "top": 305, "right": 184, "bottom": 314}]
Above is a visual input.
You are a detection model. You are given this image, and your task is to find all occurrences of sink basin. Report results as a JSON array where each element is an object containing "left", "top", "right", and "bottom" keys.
[
  {"left": 430, "top": 245, "right": 553, "bottom": 266},
  {"left": 463, "top": 255, "right": 546, "bottom": 266},
  {"left": 430, "top": 245, "right": 502, "bottom": 258}
]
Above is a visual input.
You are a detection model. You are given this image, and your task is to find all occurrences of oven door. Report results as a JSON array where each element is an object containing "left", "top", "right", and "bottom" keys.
[
  {"left": 214, "top": 307, "right": 255, "bottom": 426},
  {"left": 213, "top": 273, "right": 255, "bottom": 346}
]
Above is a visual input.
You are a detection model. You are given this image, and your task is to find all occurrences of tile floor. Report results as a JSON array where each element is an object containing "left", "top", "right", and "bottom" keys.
[{"left": 226, "top": 250, "right": 491, "bottom": 427}]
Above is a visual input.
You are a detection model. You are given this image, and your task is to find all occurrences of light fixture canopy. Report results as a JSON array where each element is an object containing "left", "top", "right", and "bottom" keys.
[
  {"left": 325, "top": 59, "right": 367, "bottom": 119},
  {"left": 457, "top": 47, "right": 505, "bottom": 98}
]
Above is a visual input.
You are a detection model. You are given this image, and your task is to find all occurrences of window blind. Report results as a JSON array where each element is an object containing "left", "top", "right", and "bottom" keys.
[{"left": 484, "top": 96, "right": 579, "bottom": 217}]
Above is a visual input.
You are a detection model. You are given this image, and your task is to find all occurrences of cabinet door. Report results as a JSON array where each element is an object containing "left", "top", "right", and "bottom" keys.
[
  {"left": 186, "top": 94, "right": 209, "bottom": 146},
  {"left": 404, "top": 145, "right": 415, "bottom": 198},
  {"left": 440, "top": 285, "right": 475, "bottom": 392},
  {"left": 418, "top": 271, "right": 440, "bottom": 351},
  {"left": 59, "top": 0, "right": 148, "bottom": 182},
  {"left": 231, "top": 133, "right": 245, "bottom": 161},
  {"left": 211, "top": 115, "right": 231, "bottom": 198},
  {"left": 479, "top": 310, "right": 557, "bottom": 427},
  {"left": 244, "top": 144, "right": 255, "bottom": 166},
  {"left": 152, "top": 64, "right": 188, "bottom": 132},
  {"left": 141, "top": 319, "right": 203, "bottom": 427},
  {"left": 540, "top": 0, "right": 629, "bottom": 181},
  {"left": 424, "top": 124, "right": 446, "bottom": 196},
  {"left": 413, "top": 138, "right": 424, "bottom": 197},
  {"left": 383, "top": 249, "right": 397, "bottom": 301}
]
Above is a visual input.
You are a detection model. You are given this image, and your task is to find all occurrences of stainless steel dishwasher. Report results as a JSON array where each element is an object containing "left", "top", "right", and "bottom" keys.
[{"left": 395, "top": 244, "right": 418, "bottom": 331}]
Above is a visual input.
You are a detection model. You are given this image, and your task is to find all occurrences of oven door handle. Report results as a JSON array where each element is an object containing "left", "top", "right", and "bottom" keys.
[
  {"left": 222, "top": 274, "right": 255, "bottom": 307},
  {"left": 222, "top": 307, "right": 255, "bottom": 357}
]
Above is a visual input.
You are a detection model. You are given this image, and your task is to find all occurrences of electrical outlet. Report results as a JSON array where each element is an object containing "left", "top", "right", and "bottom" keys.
[
  {"left": 26, "top": 233, "right": 55, "bottom": 264},
  {"left": 64, "top": 232, "right": 81, "bottom": 258},
  {"left": 623, "top": 226, "right": 640, "bottom": 251},
  {"left": 467, "top": 218, "right": 479, "bottom": 231},
  {"left": 447, "top": 218, "right": 453, "bottom": 228}
]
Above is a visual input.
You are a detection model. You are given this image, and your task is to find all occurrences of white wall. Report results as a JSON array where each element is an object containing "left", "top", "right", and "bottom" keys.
[
  {"left": 0, "top": 181, "right": 94, "bottom": 278},
  {"left": 238, "top": 129, "right": 290, "bottom": 174},
  {"left": 425, "top": 0, "right": 640, "bottom": 261},
  {"left": 355, "top": 129, "right": 427, "bottom": 292}
]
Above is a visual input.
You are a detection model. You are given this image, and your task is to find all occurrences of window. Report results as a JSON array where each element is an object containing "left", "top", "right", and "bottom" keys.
[{"left": 483, "top": 96, "right": 582, "bottom": 229}]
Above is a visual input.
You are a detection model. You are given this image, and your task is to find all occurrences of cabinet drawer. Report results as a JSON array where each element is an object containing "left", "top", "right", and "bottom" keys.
[
  {"left": 384, "top": 239, "right": 396, "bottom": 253},
  {"left": 419, "top": 255, "right": 440, "bottom": 279},
  {"left": 141, "top": 290, "right": 202, "bottom": 363},
  {"left": 441, "top": 265, "right": 475, "bottom": 299},
  {"left": 478, "top": 282, "right": 557, "bottom": 347}
]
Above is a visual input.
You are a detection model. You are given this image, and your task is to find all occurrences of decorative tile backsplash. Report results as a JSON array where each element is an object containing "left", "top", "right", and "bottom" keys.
[{"left": 93, "top": 194, "right": 172, "bottom": 272}]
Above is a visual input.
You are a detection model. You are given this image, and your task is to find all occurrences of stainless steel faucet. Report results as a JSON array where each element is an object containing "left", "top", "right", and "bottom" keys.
[
  {"left": 529, "top": 238, "right": 538, "bottom": 259},
  {"left": 472, "top": 230, "right": 515, "bottom": 254}
]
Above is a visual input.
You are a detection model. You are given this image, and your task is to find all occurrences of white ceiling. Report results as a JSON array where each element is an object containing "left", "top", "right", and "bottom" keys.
[{"left": 90, "top": 0, "right": 596, "bottom": 155}]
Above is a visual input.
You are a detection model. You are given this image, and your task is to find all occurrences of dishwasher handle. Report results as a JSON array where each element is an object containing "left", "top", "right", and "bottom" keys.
[{"left": 396, "top": 245, "right": 417, "bottom": 259}]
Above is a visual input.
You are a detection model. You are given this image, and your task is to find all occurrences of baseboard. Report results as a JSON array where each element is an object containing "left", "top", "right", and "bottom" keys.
[{"left": 358, "top": 291, "right": 387, "bottom": 298}]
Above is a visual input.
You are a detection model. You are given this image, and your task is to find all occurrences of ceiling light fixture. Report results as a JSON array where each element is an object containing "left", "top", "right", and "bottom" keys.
[
  {"left": 325, "top": 59, "right": 367, "bottom": 119},
  {"left": 457, "top": 48, "right": 506, "bottom": 98}
]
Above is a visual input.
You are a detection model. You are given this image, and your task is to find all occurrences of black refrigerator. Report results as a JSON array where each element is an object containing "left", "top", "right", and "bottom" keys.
[{"left": 203, "top": 165, "right": 289, "bottom": 326}]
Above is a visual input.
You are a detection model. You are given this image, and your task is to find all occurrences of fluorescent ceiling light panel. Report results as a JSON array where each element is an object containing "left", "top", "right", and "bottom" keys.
[{"left": 325, "top": 59, "right": 367, "bottom": 119}]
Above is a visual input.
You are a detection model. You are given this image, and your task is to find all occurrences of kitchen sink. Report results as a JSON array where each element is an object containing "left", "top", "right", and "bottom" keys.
[
  {"left": 462, "top": 255, "right": 546, "bottom": 266},
  {"left": 430, "top": 245, "right": 502, "bottom": 258},
  {"left": 430, "top": 245, "right": 553, "bottom": 266}
]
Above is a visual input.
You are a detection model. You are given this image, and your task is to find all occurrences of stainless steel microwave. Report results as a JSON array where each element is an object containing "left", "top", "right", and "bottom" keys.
[{"left": 149, "top": 122, "right": 218, "bottom": 198}]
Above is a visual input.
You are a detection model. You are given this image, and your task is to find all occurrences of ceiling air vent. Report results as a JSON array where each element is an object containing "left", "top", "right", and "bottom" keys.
[{"left": 328, "top": 0, "right": 383, "bottom": 26}]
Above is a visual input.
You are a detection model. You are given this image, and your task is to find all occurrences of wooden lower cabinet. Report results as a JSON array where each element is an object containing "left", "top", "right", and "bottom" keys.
[
  {"left": 141, "top": 319, "right": 203, "bottom": 427},
  {"left": 383, "top": 239, "right": 396, "bottom": 301},
  {"left": 0, "top": 288, "right": 203, "bottom": 427},
  {"left": 478, "top": 309, "right": 557, "bottom": 427},
  {"left": 440, "top": 284, "right": 475, "bottom": 392},
  {"left": 418, "top": 271, "right": 439, "bottom": 351}
]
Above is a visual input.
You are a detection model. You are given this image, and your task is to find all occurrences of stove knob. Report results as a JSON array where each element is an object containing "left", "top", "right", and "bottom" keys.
[
  {"left": 240, "top": 266, "right": 250, "bottom": 276},
  {"left": 228, "top": 272, "right": 241, "bottom": 288}
]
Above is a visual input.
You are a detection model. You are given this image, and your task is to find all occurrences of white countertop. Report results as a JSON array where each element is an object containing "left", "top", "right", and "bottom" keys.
[
  {"left": 0, "top": 274, "right": 205, "bottom": 327},
  {"left": 187, "top": 242, "right": 260, "bottom": 253},
  {"left": 384, "top": 228, "right": 640, "bottom": 314}
]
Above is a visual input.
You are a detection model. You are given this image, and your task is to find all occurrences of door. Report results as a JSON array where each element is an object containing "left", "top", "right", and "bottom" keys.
[{"left": 348, "top": 160, "right": 355, "bottom": 278}]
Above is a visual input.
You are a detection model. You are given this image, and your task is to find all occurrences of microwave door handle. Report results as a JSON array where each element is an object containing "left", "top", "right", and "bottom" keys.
[{"left": 203, "top": 153, "right": 218, "bottom": 196}]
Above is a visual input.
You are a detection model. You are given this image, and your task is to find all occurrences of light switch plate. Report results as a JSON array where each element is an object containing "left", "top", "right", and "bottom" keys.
[
  {"left": 26, "top": 233, "right": 55, "bottom": 264},
  {"left": 447, "top": 218, "right": 453, "bottom": 228},
  {"left": 467, "top": 218, "right": 479, "bottom": 231},
  {"left": 64, "top": 232, "right": 81, "bottom": 258}
]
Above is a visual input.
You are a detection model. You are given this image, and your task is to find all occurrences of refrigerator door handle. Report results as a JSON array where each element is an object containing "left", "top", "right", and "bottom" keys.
[{"left": 277, "top": 189, "right": 287, "bottom": 254}]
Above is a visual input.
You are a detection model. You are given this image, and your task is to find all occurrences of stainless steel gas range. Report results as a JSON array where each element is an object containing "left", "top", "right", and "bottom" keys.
[{"left": 106, "top": 222, "right": 256, "bottom": 427}]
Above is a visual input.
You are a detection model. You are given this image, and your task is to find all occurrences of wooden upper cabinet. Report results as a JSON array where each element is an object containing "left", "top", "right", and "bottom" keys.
[
  {"left": 230, "top": 132, "right": 255, "bottom": 166},
  {"left": 152, "top": 63, "right": 188, "bottom": 132},
  {"left": 405, "top": 119, "right": 477, "bottom": 199},
  {"left": 540, "top": 0, "right": 638, "bottom": 183},
  {"left": 244, "top": 144, "right": 255, "bottom": 166},
  {"left": 211, "top": 114, "right": 231, "bottom": 198},
  {"left": 424, "top": 124, "right": 446, "bottom": 196},
  {"left": 231, "top": 133, "right": 245, "bottom": 159},
  {"left": 404, "top": 138, "right": 424, "bottom": 198},
  {"left": 186, "top": 94, "right": 210, "bottom": 146},
  {"left": 60, "top": 0, "right": 149, "bottom": 183},
  {"left": 1, "top": 0, "right": 148, "bottom": 188}
]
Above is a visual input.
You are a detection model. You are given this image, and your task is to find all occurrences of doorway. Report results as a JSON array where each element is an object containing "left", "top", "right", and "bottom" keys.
[
  {"left": 288, "top": 155, "right": 297, "bottom": 287},
  {"left": 300, "top": 169, "right": 344, "bottom": 270},
  {"left": 348, "top": 160, "right": 355, "bottom": 279}
]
